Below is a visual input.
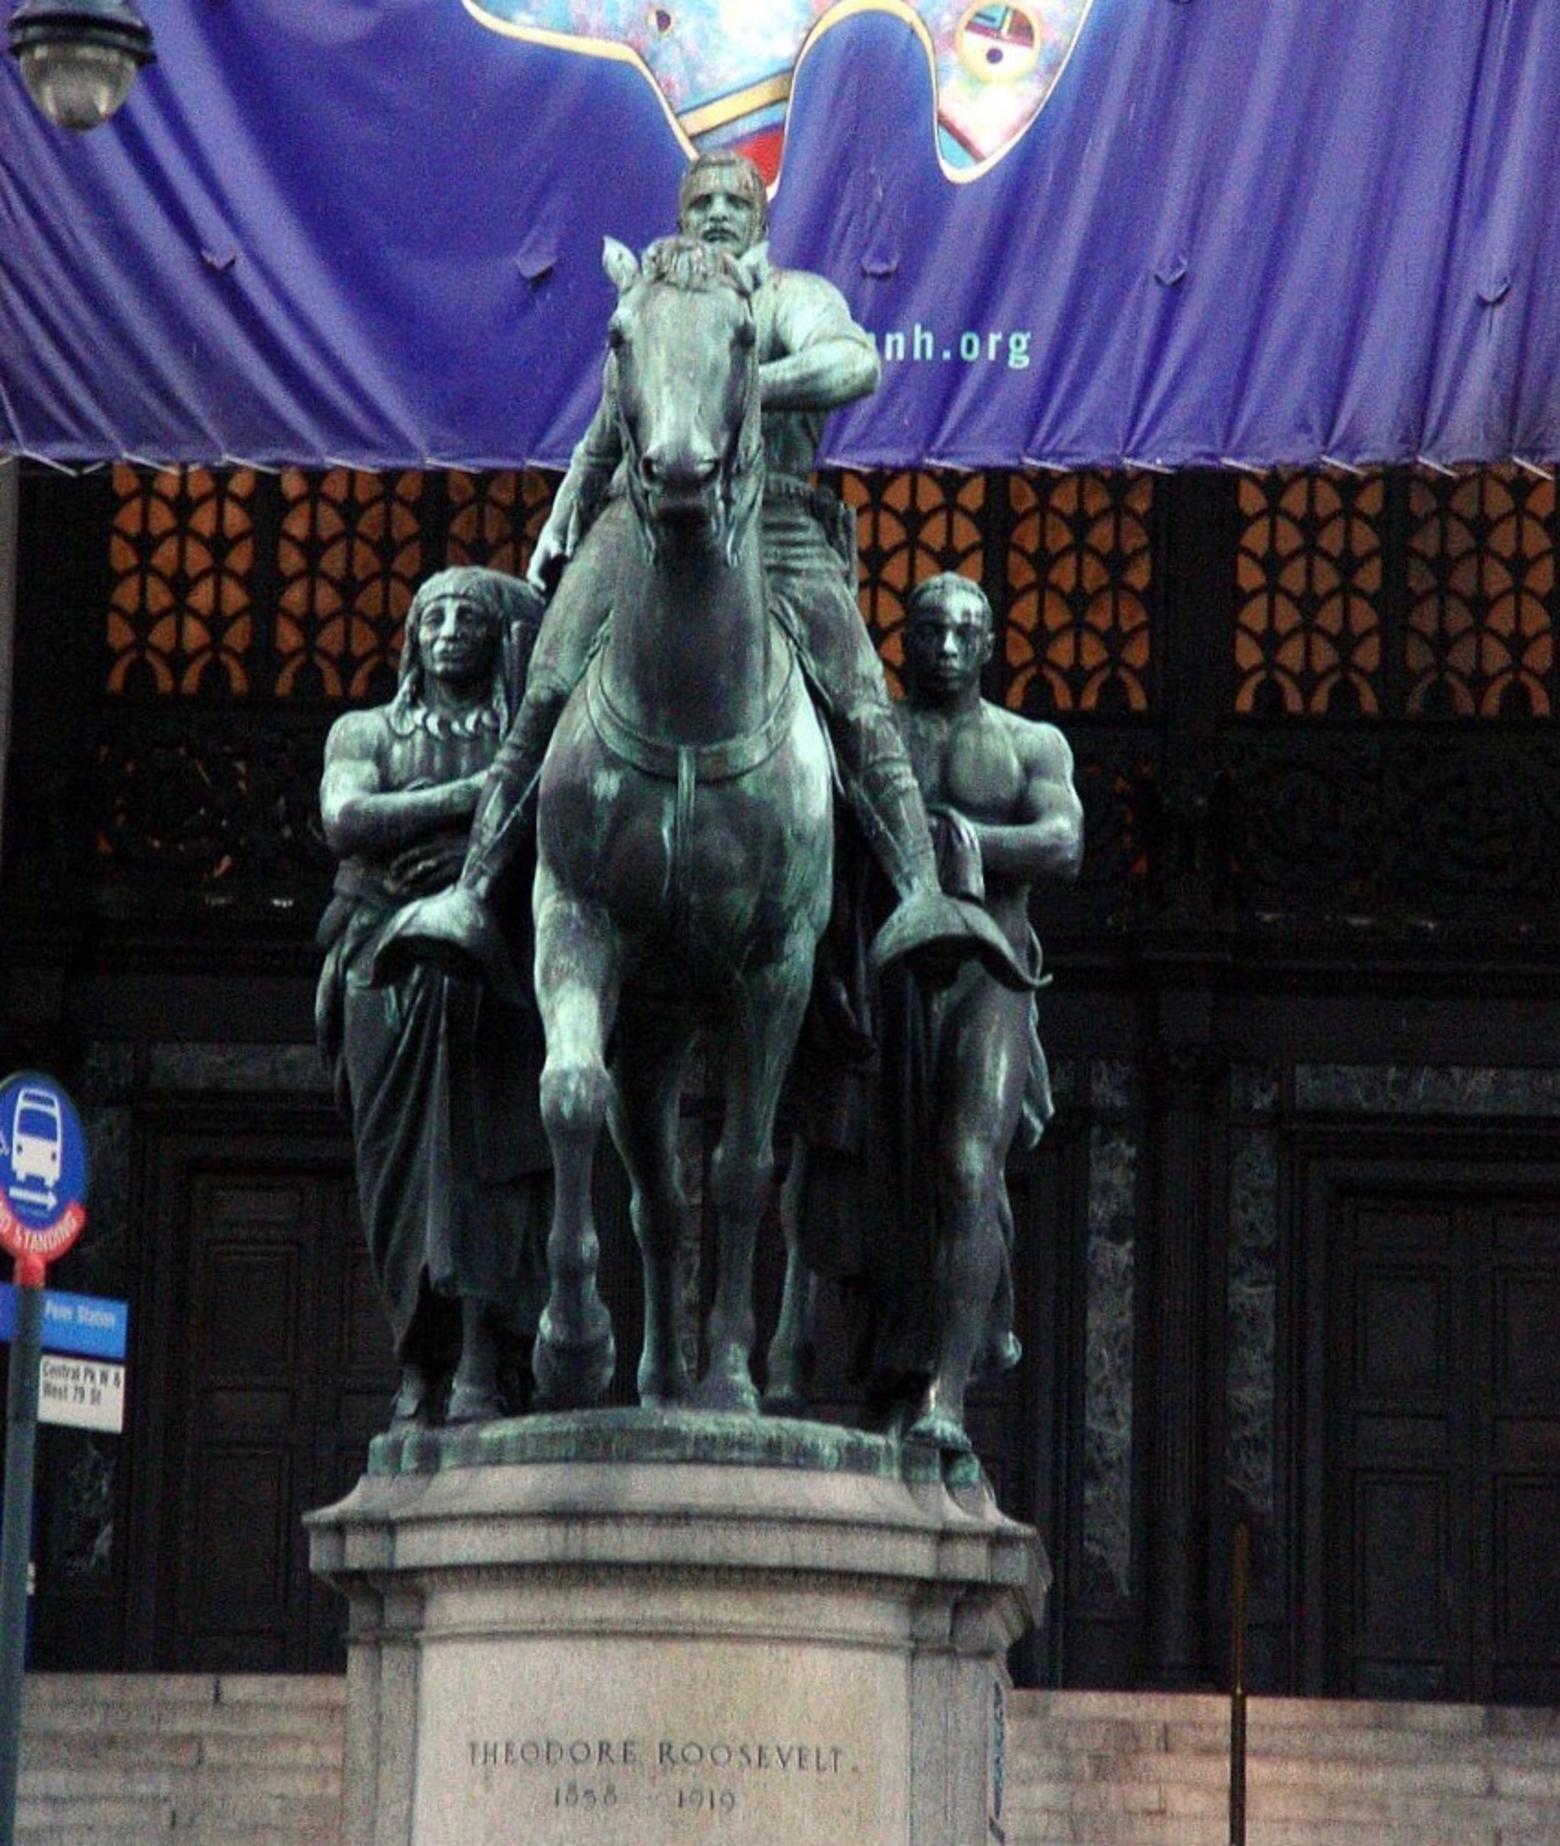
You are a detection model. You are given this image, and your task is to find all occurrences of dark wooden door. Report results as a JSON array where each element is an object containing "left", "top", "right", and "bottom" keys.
[
  {"left": 129, "top": 1113, "right": 394, "bottom": 1672},
  {"left": 1322, "top": 1179, "right": 1560, "bottom": 1701}
]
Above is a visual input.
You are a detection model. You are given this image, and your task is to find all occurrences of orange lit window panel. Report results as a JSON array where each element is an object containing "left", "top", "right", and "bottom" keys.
[
  {"left": 106, "top": 467, "right": 256, "bottom": 698},
  {"left": 1406, "top": 467, "right": 1555, "bottom": 717},
  {"left": 1007, "top": 472, "right": 1152, "bottom": 714},
  {"left": 276, "top": 469, "right": 424, "bottom": 700},
  {"left": 446, "top": 470, "right": 558, "bottom": 578},
  {"left": 1234, "top": 471, "right": 1384, "bottom": 716}
]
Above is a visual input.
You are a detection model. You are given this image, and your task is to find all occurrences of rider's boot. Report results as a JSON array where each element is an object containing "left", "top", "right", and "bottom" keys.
[
  {"left": 852, "top": 760, "right": 1035, "bottom": 993},
  {"left": 368, "top": 687, "right": 566, "bottom": 993}
]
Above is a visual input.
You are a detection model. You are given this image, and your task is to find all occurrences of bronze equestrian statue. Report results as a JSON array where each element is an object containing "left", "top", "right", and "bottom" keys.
[{"left": 394, "top": 150, "right": 1028, "bottom": 1015}]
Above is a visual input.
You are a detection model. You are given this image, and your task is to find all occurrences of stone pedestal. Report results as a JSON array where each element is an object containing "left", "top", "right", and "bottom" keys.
[{"left": 307, "top": 1411, "right": 1048, "bottom": 1846}]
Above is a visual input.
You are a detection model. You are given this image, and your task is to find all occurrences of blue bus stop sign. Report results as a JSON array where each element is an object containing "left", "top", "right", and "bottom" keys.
[{"left": 0, "top": 1072, "right": 90, "bottom": 1283}]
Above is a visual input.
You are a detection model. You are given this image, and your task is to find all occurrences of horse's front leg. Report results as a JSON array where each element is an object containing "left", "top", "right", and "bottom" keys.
[
  {"left": 696, "top": 951, "right": 814, "bottom": 1414},
  {"left": 608, "top": 1005, "right": 696, "bottom": 1408},
  {"left": 533, "top": 866, "right": 622, "bottom": 1412}
]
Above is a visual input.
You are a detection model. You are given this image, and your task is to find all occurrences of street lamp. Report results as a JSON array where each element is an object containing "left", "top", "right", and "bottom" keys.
[{"left": 7, "top": 0, "right": 154, "bottom": 131}]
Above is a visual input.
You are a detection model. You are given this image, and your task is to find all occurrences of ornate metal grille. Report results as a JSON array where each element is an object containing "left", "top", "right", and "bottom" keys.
[
  {"left": 27, "top": 460, "right": 1550, "bottom": 935},
  {"left": 445, "top": 470, "right": 557, "bottom": 577},
  {"left": 1235, "top": 472, "right": 1384, "bottom": 716},
  {"left": 107, "top": 466, "right": 257, "bottom": 698},
  {"left": 1407, "top": 468, "right": 1556, "bottom": 717},
  {"left": 1007, "top": 472, "right": 1152, "bottom": 715},
  {"left": 1234, "top": 467, "right": 1559, "bottom": 720},
  {"left": 91, "top": 465, "right": 1156, "bottom": 917},
  {"left": 276, "top": 468, "right": 424, "bottom": 703}
]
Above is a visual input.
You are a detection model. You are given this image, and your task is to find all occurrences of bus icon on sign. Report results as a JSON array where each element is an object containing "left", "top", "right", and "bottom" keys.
[{"left": 9, "top": 1085, "right": 63, "bottom": 1209}]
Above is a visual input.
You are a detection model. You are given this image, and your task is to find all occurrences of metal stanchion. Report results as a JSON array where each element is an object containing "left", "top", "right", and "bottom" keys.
[{"left": 1228, "top": 1518, "right": 1250, "bottom": 1846}]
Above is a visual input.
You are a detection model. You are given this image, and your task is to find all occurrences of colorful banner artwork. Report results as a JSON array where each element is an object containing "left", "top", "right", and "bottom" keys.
[{"left": 0, "top": 0, "right": 1556, "bottom": 470}]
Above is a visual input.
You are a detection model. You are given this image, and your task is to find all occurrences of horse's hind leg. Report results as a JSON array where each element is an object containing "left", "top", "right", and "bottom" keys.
[
  {"left": 609, "top": 1007, "right": 695, "bottom": 1409},
  {"left": 696, "top": 953, "right": 813, "bottom": 1414},
  {"left": 533, "top": 877, "right": 622, "bottom": 1412},
  {"left": 763, "top": 1145, "right": 818, "bottom": 1414}
]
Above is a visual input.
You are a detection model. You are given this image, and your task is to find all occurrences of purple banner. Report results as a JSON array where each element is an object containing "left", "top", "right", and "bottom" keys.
[{"left": 1, "top": 0, "right": 1557, "bottom": 470}]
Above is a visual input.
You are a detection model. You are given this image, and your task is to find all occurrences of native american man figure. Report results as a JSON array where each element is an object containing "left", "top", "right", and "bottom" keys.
[{"left": 317, "top": 568, "right": 550, "bottom": 1427}]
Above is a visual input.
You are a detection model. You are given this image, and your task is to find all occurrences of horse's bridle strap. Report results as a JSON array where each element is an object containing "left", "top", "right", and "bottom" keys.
[{"left": 584, "top": 651, "right": 802, "bottom": 787}]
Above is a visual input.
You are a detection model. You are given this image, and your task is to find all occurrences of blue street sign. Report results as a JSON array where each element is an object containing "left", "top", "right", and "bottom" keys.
[
  {"left": 0, "top": 1285, "right": 127, "bottom": 1361},
  {"left": 0, "top": 1072, "right": 90, "bottom": 1274}
]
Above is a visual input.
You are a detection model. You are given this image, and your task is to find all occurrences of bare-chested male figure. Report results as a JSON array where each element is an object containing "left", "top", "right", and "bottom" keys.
[{"left": 886, "top": 572, "right": 1083, "bottom": 1448}]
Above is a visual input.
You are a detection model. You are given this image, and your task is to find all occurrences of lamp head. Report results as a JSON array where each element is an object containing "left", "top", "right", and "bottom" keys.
[{"left": 8, "top": 0, "right": 154, "bottom": 132}]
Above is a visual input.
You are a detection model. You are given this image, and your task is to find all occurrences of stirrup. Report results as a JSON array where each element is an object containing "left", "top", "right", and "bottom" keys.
[{"left": 868, "top": 892, "right": 1039, "bottom": 993}]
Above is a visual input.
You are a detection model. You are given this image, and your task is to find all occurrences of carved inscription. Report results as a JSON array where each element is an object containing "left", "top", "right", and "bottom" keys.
[{"left": 465, "top": 1732, "right": 857, "bottom": 1824}]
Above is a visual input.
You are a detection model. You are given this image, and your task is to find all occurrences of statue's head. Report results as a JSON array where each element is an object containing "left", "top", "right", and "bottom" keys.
[
  {"left": 677, "top": 151, "right": 768, "bottom": 258},
  {"left": 393, "top": 566, "right": 542, "bottom": 731},
  {"left": 905, "top": 573, "right": 994, "bottom": 702}
]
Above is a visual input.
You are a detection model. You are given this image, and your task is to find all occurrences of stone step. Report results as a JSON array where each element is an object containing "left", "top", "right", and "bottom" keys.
[
  {"left": 21, "top": 1671, "right": 344, "bottom": 1708},
  {"left": 1013, "top": 1741, "right": 1560, "bottom": 1793},
  {"left": 1008, "top": 1821, "right": 1506, "bottom": 1846},
  {"left": 1008, "top": 1715, "right": 1560, "bottom": 1770},
  {"left": 1165, "top": 1720, "right": 1560, "bottom": 1768},
  {"left": 1002, "top": 1690, "right": 1560, "bottom": 1846},
  {"left": 17, "top": 1794, "right": 176, "bottom": 1834},
  {"left": 22, "top": 1729, "right": 342, "bottom": 1769},
  {"left": 21, "top": 1834, "right": 328, "bottom": 1846},
  {"left": 18, "top": 1797, "right": 341, "bottom": 1842},
  {"left": 21, "top": 1697, "right": 345, "bottom": 1741},
  {"left": 18, "top": 1675, "right": 343, "bottom": 1844},
  {"left": 1015, "top": 1688, "right": 1553, "bottom": 1732},
  {"left": 1010, "top": 1774, "right": 1560, "bottom": 1826},
  {"left": 20, "top": 1765, "right": 341, "bottom": 1801},
  {"left": 18, "top": 1676, "right": 1558, "bottom": 1846}
]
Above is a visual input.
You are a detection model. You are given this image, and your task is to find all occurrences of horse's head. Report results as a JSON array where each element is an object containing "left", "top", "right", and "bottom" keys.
[{"left": 602, "top": 234, "right": 765, "bottom": 562}]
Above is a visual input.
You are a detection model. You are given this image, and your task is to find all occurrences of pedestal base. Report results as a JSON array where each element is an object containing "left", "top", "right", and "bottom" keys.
[{"left": 307, "top": 1411, "right": 1048, "bottom": 1846}]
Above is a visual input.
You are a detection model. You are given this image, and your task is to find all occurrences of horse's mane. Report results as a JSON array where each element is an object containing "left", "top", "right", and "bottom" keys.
[{"left": 639, "top": 235, "right": 755, "bottom": 299}]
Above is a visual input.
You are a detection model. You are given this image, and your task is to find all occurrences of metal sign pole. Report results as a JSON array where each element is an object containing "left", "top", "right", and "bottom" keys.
[{"left": 0, "top": 1268, "right": 43, "bottom": 1846}]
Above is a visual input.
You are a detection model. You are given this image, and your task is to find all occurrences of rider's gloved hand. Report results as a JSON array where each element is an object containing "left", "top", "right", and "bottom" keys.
[{"left": 527, "top": 513, "right": 572, "bottom": 593}]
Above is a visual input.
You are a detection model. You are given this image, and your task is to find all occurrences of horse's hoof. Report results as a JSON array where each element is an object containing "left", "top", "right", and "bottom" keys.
[
  {"left": 533, "top": 1315, "right": 616, "bottom": 1411},
  {"left": 446, "top": 1380, "right": 506, "bottom": 1425},
  {"left": 638, "top": 1360, "right": 691, "bottom": 1410},
  {"left": 387, "top": 1366, "right": 435, "bottom": 1434},
  {"left": 760, "top": 1384, "right": 810, "bottom": 1418},
  {"left": 904, "top": 1411, "right": 975, "bottom": 1455},
  {"left": 692, "top": 1367, "right": 761, "bottom": 1415}
]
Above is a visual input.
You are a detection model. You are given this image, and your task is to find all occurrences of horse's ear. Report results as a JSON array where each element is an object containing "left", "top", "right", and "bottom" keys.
[
  {"left": 602, "top": 237, "right": 640, "bottom": 294},
  {"left": 736, "top": 241, "right": 770, "bottom": 294}
]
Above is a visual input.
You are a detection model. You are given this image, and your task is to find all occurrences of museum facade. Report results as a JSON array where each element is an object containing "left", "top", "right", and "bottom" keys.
[{"left": 2, "top": 456, "right": 1557, "bottom": 1703}]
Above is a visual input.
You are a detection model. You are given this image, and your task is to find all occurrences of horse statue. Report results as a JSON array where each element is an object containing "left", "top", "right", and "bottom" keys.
[{"left": 509, "top": 235, "right": 835, "bottom": 1412}]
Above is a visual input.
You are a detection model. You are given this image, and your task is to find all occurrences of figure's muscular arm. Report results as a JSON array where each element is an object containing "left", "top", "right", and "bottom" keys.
[
  {"left": 763, "top": 272, "right": 881, "bottom": 410},
  {"left": 320, "top": 711, "right": 486, "bottom": 861},
  {"left": 965, "top": 722, "right": 1084, "bottom": 885}
]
